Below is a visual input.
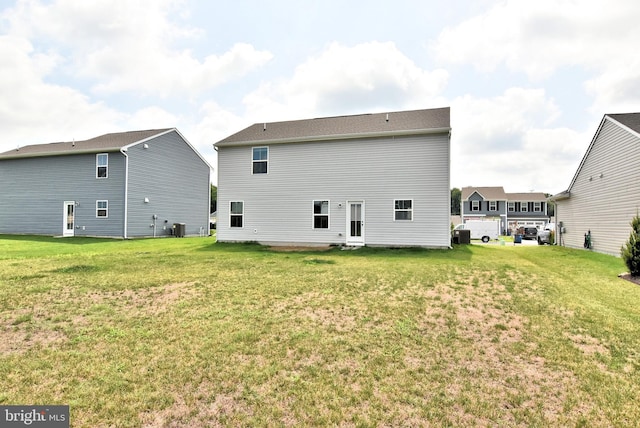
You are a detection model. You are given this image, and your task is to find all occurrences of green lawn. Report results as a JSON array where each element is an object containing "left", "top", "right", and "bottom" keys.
[{"left": 1, "top": 235, "right": 639, "bottom": 427}]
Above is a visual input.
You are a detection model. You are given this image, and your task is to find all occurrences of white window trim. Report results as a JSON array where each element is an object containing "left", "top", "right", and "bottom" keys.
[
  {"left": 312, "top": 200, "right": 330, "bottom": 229},
  {"left": 520, "top": 202, "right": 527, "bottom": 212},
  {"left": 533, "top": 202, "right": 542, "bottom": 212},
  {"left": 508, "top": 201, "right": 515, "bottom": 212},
  {"left": 96, "top": 153, "right": 108, "bottom": 179},
  {"left": 251, "top": 146, "right": 269, "bottom": 175},
  {"left": 489, "top": 201, "right": 497, "bottom": 211},
  {"left": 394, "top": 199, "right": 413, "bottom": 221},
  {"left": 96, "top": 200, "right": 108, "bottom": 218},
  {"left": 471, "top": 200, "right": 480, "bottom": 212},
  {"left": 230, "top": 200, "right": 244, "bottom": 228}
]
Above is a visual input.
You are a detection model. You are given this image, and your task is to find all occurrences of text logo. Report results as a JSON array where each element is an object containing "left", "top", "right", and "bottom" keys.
[{"left": 1, "top": 406, "right": 69, "bottom": 428}]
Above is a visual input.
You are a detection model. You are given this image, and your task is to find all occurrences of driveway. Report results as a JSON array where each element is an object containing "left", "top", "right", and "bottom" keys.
[{"left": 475, "top": 238, "right": 539, "bottom": 246}]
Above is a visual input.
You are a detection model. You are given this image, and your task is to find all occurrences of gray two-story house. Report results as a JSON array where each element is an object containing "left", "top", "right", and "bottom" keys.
[
  {"left": 214, "top": 107, "right": 452, "bottom": 248},
  {"left": 0, "top": 128, "right": 211, "bottom": 238},
  {"left": 461, "top": 186, "right": 549, "bottom": 233}
]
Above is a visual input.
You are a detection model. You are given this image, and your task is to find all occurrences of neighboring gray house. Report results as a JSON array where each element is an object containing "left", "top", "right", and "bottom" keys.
[
  {"left": 0, "top": 129, "right": 211, "bottom": 238},
  {"left": 461, "top": 186, "right": 550, "bottom": 233},
  {"left": 551, "top": 113, "right": 640, "bottom": 255},
  {"left": 214, "top": 107, "right": 451, "bottom": 248}
]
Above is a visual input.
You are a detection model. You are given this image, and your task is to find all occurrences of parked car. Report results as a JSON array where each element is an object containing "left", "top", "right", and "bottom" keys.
[
  {"left": 537, "top": 223, "right": 555, "bottom": 245},
  {"left": 518, "top": 226, "right": 538, "bottom": 240}
]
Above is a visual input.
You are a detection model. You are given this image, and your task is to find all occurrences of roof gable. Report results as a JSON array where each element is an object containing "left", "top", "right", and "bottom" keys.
[
  {"left": 558, "top": 112, "right": 640, "bottom": 196},
  {"left": 215, "top": 107, "right": 450, "bottom": 147},
  {"left": 0, "top": 128, "right": 174, "bottom": 159}
]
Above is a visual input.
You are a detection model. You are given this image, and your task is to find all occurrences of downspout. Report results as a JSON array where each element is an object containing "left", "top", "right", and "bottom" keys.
[{"left": 121, "top": 148, "right": 129, "bottom": 239}]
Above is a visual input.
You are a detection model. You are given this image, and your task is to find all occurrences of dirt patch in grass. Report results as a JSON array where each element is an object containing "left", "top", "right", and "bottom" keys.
[
  {"left": 566, "top": 333, "right": 610, "bottom": 357},
  {"left": 619, "top": 273, "right": 640, "bottom": 286},
  {"left": 416, "top": 270, "right": 605, "bottom": 425},
  {"left": 0, "top": 326, "right": 67, "bottom": 355},
  {"left": 83, "top": 282, "right": 197, "bottom": 316},
  {"left": 269, "top": 245, "right": 333, "bottom": 252},
  {"left": 0, "top": 282, "right": 197, "bottom": 355}
]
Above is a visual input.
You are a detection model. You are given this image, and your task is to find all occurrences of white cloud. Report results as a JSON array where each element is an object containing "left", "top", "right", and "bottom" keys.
[
  {"left": 126, "top": 106, "right": 180, "bottom": 131},
  {"left": 243, "top": 41, "right": 449, "bottom": 121},
  {"left": 585, "top": 55, "right": 640, "bottom": 115},
  {"left": 2, "top": 0, "right": 273, "bottom": 97},
  {"left": 0, "top": 34, "right": 124, "bottom": 148},
  {"left": 187, "top": 101, "right": 252, "bottom": 183},
  {"left": 451, "top": 87, "right": 585, "bottom": 193},
  {"left": 0, "top": 30, "right": 199, "bottom": 154},
  {"left": 432, "top": 0, "right": 640, "bottom": 114},
  {"left": 432, "top": 0, "right": 640, "bottom": 77}
]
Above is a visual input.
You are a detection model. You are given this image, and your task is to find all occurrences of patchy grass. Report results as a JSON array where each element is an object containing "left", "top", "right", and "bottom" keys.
[{"left": 0, "top": 236, "right": 639, "bottom": 427}]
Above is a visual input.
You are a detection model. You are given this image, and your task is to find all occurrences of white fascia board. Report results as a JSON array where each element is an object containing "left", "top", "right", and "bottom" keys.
[{"left": 214, "top": 127, "right": 452, "bottom": 148}]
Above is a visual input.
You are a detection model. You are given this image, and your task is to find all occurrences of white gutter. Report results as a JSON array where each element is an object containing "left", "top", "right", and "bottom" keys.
[{"left": 120, "top": 147, "right": 129, "bottom": 239}]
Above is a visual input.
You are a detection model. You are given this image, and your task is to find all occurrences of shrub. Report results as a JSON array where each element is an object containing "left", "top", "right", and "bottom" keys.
[{"left": 621, "top": 213, "right": 640, "bottom": 276}]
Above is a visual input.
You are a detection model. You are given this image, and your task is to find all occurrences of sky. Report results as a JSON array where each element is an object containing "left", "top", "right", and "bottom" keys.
[{"left": 1, "top": 0, "right": 639, "bottom": 194}]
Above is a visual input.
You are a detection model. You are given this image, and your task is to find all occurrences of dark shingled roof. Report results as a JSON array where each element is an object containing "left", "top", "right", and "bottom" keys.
[
  {"left": 215, "top": 107, "right": 450, "bottom": 146},
  {"left": 462, "top": 187, "right": 547, "bottom": 201},
  {"left": 461, "top": 186, "right": 507, "bottom": 200},
  {"left": 607, "top": 113, "right": 640, "bottom": 134},
  {"left": 506, "top": 192, "right": 548, "bottom": 202},
  {"left": 0, "top": 129, "right": 173, "bottom": 159}
]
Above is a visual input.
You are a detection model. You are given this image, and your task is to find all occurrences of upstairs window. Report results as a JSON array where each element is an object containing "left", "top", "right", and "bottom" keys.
[
  {"left": 230, "top": 201, "right": 244, "bottom": 228},
  {"left": 520, "top": 202, "right": 527, "bottom": 212},
  {"left": 96, "top": 153, "right": 108, "bottom": 178},
  {"left": 471, "top": 200, "right": 480, "bottom": 212},
  {"left": 313, "top": 200, "right": 329, "bottom": 229},
  {"left": 508, "top": 202, "right": 515, "bottom": 212},
  {"left": 489, "top": 201, "right": 497, "bottom": 211},
  {"left": 252, "top": 147, "right": 268, "bottom": 174},
  {"left": 394, "top": 199, "right": 413, "bottom": 221},
  {"left": 534, "top": 202, "right": 542, "bottom": 212},
  {"left": 96, "top": 200, "right": 108, "bottom": 218}
]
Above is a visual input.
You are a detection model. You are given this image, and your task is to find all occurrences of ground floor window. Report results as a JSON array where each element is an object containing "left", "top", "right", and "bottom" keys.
[
  {"left": 313, "top": 200, "right": 329, "bottom": 229},
  {"left": 230, "top": 201, "right": 244, "bottom": 228},
  {"left": 96, "top": 200, "right": 108, "bottom": 217},
  {"left": 394, "top": 199, "right": 413, "bottom": 221}
]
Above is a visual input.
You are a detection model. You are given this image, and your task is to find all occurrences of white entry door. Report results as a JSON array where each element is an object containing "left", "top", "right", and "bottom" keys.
[
  {"left": 346, "top": 201, "right": 365, "bottom": 246},
  {"left": 63, "top": 201, "right": 75, "bottom": 237}
]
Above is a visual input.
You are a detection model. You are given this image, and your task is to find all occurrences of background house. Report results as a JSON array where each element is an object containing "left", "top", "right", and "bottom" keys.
[
  {"left": 214, "top": 107, "right": 452, "bottom": 248},
  {"left": 461, "top": 186, "right": 550, "bottom": 233},
  {"left": 551, "top": 113, "right": 640, "bottom": 255},
  {"left": 0, "top": 129, "right": 211, "bottom": 238}
]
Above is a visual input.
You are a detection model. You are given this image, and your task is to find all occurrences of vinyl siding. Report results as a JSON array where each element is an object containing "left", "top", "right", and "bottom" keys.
[
  {"left": 217, "top": 134, "right": 450, "bottom": 247},
  {"left": 0, "top": 153, "right": 126, "bottom": 236},
  {"left": 126, "top": 130, "right": 210, "bottom": 237},
  {"left": 556, "top": 119, "right": 640, "bottom": 255}
]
